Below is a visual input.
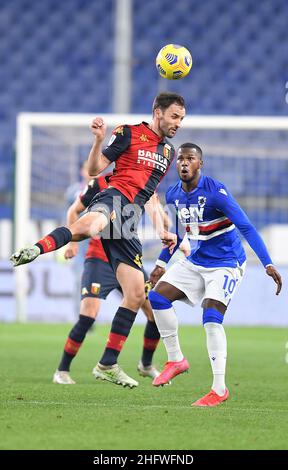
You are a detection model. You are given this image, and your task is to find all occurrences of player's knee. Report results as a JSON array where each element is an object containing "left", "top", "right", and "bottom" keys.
[
  {"left": 148, "top": 290, "right": 172, "bottom": 310},
  {"left": 80, "top": 298, "right": 100, "bottom": 319},
  {"left": 202, "top": 308, "right": 224, "bottom": 325}
]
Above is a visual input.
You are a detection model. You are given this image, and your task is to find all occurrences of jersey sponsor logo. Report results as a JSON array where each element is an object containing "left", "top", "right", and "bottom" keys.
[
  {"left": 140, "top": 134, "right": 149, "bottom": 142},
  {"left": 82, "top": 287, "right": 89, "bottom": 295},
  {"left": 178, "top": 206, "right": 204, "bottom": 222},
  {"left": 137, "top": 149, "right": 169, "bottom": 173}
]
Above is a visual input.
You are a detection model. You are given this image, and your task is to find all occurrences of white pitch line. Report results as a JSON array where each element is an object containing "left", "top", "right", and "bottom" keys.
[{"left": 3, "top": 400, "right": 288, "bottom": 414}]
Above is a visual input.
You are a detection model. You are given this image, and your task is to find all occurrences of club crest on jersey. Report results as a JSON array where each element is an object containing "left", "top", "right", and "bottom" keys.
[
  {"left": 198, "top": 196, "right": 206, "bottom": 208},
  {"left": 140, "top": 134, "right": 149, "bottom": 142},
  {"left": 163, "top": 144, "right": 172, "bottom": 161}
]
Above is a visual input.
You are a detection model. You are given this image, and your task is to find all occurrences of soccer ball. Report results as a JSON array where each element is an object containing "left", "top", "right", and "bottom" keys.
[{"left": 156, "top": 44, "right": 192, "bottom": 80}]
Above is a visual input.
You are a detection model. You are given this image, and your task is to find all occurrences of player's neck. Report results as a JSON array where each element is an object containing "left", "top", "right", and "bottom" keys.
[{"left": 148, "top": 121, "right": 163, "bottom": 138}]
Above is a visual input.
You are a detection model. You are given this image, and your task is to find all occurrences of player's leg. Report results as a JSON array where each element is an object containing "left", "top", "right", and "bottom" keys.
[
  {"left": 149, "top": 260, "right": 204, "bottom": 385},
  {"left": 10, "top": 211, "right": 108, "bottom": 266},
  {"left": 53, "top": 257, "right": 109, "bottom": 385},
  {"left": 53, "top": 297, "right": 100, "bottom": 385},
  {"left": 149, "top": 281, "right": 189, "bottom": 386},
  {"left": 191, "top": 263, "right": 245, "bottom": 406},
  {"left": 137, "top": 295, "right": 161, "bottom": 379},
  {"left": 93, "top": 263, "right": 145, "bottom": 388},
  {"left": 191, "top": 298, "right": 230, "bottom": 406}
]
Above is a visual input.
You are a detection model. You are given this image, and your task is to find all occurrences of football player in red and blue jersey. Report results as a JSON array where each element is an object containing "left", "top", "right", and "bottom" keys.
[
  {"left": 11, "top": 92, "right": 185, "bottom": 387},
  {"left": 148, "top": 142, "right": 282, "bottom": 405}
]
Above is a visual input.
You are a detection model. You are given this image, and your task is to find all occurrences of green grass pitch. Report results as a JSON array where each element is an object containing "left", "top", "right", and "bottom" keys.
[{"left": 1, "top": 323, "right": 288, "bottom": 450}]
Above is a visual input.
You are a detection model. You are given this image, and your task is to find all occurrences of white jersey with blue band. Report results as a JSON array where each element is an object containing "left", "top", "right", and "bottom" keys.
[{"left": 158, "top": 174, "right": 273, "bottom": 269}]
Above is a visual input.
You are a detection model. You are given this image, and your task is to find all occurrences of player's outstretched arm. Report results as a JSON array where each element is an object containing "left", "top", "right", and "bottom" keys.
[
  {"left": 266, "top": 265, "right": 282, "bottom": 295},
  {"left": 88, "top": 117, "right": 110, "bottom": 176},
  {"left": 144, "top": 193, "right": 177, "bottom": 253}
]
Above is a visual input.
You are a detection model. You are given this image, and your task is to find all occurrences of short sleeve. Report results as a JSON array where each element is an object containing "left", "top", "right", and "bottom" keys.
[
  {"left": 80, "top": 179, "right": 101, "bottom": 207},
  {"left": 102, "top": 125, "right": 131, "bottom": 162}
]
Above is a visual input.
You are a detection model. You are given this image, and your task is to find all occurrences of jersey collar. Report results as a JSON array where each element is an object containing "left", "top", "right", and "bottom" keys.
[{"left": 142, "top": 122, "right": 165, "bottom": 142}]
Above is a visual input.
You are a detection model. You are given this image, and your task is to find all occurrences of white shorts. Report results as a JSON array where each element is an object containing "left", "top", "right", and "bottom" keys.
[{"left": 158, "top": 259, "right": 246, "bottom": 307}]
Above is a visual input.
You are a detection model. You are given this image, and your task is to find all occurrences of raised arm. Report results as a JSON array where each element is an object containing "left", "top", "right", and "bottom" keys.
[{"left": 88, "top": 117, "right": 111, "bottom": 176}]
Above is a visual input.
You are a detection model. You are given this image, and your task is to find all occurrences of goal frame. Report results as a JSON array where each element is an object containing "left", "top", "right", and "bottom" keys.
[{"left": 15, "top": 112, "right": 288, "bottom": 321}]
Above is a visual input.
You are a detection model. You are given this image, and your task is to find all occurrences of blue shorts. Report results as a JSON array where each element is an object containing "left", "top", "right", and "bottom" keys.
[
  {"left": 81, "top": 258, "right": 120, "bottom": 300},
  {"left": 81, "top": 257, "right": 149, "bottom": 300},
  {"left": 88, "top": 187, "right": 144, "bottom": 273}
]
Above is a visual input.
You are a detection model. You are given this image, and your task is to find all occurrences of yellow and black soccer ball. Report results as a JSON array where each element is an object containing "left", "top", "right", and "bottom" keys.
[{"left": 156, "top": 44, "right": 192, "bottom": 80}]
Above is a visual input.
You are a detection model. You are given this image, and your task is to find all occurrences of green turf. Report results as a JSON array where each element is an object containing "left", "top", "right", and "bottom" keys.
[{"left": 0, "top": 323, "right": 287, "bottom": 450}]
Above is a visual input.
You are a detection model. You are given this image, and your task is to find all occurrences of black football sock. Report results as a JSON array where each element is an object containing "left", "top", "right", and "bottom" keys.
[
  {"left": 141, "top": 320, "right": 160, "bottom": 367},
  {"left": 99, "top": 307, "right": 137, "bottom": 366},
  {"left": 35, "top": 226, "right": 72, "bottom": 254},
  {"left": 58, "top": 315, "right": 95, "bottom": 371}
]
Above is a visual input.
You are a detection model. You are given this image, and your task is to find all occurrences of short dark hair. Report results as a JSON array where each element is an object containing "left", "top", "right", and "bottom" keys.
[
  {"left": 152, "top": 92, "right": 185, "bottom": 113},
  {"left": 178, "top": 142, "right": 203, "bottom": 159}
]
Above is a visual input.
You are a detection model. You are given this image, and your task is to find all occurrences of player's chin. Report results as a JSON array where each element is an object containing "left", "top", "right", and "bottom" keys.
[{"left": 167, "top": 129, "right": 177, "bottom": 137}]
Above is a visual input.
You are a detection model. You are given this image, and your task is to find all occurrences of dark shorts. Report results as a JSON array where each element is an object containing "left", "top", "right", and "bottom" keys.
[
  {"left": 81, "top": 257, "right": 148, "bottom": 300},
  {"left": 88, "top": 187, "right": 144, "bottom": 273}
]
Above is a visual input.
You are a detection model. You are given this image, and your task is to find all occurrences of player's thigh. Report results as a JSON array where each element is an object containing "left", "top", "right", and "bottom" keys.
[
  {"left": 202, "top": 262, "right": 246, "bottom": 307},
  {"left": 70, "top": 212, "right": 108, "bottom": 240},
  {"left": 156, "top": 259, "right": 205, "bottom": 306},
  {"left": 116, "top": 262, "right": 145, "bottom": 304}
]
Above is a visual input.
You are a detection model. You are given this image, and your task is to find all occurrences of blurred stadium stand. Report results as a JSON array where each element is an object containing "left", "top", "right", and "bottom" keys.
[{"left": 0, "top": 0, "right": 287, "bottom": 222}]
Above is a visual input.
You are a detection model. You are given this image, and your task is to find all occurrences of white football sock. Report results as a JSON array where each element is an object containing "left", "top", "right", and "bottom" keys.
[
  {"left": 153, "top": 307, "right": 184, "bottom": 362},
  {"left": 204, "top": 322, "right": 227, "bottom": 396}
]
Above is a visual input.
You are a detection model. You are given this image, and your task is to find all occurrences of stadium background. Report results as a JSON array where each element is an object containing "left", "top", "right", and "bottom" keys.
[{"left": 0, "top": 0, "right": 287, "bottom": 324}]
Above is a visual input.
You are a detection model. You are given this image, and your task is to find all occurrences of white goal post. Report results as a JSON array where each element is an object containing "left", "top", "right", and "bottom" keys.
[{"left": 15, "top": 112, "right": 288, "bottom": 321}]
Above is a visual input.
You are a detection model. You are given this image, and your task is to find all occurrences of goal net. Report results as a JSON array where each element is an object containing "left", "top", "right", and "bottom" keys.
[{"left": 14, "top": 113, "right": 288, "bottom": 321}]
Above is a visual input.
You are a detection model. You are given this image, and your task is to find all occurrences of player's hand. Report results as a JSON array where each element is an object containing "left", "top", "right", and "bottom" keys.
[
  {"left": 179, "top": 236, "right": 191, "bottom": 257},
  {"left": 160, "top": 230, "right": 177, "bottom": 254},
  {"left": 149, "top": 266, "right": 166, "bottom": 287},
  {"left": 90, "top": 117, "right": 107, "bottom": 141},
  {"left": 266, "top": 265, "right": 282, "bottom": 295},
  {"left": 64, "top": 242, "right": 78, "bottom": 259}
]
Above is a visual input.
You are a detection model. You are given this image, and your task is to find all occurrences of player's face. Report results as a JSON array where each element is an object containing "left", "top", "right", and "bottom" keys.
[
  {"left": 158, "top": 104, "right": 185, "bottom": 138},
  {"left": 177, "top": 148, "right": 202, "bottom": 182}
]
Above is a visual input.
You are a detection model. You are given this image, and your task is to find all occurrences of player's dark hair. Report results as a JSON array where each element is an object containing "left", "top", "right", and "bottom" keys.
[
  {"left": 152, "top": 92, "right": 185, "bottom": 112},
  {"left": 179, "top": 142, "right": 203, "bottom": 159}
]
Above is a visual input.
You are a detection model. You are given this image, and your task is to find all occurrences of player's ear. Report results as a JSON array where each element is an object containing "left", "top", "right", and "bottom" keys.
[{"left": 154, "top": 107, "right": 162, "bottom": 119}]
